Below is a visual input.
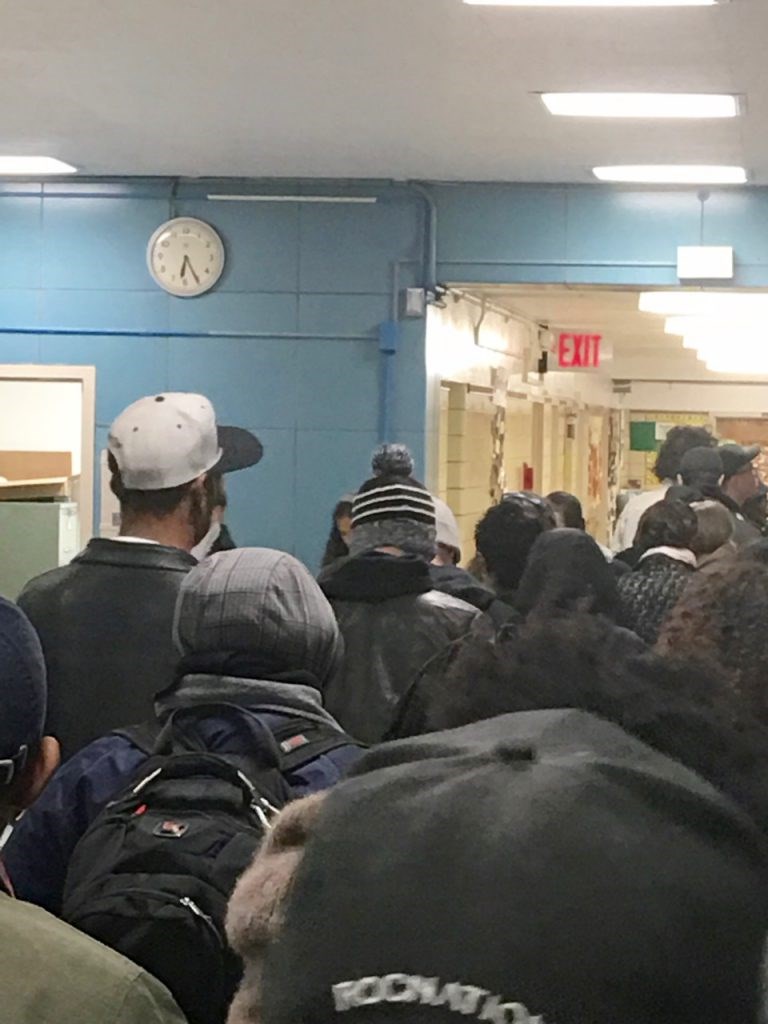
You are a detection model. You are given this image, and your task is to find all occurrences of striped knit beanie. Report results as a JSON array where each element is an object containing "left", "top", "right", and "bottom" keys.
[{"left": 348, "top": 445, "right": 437, "bottom": 560}]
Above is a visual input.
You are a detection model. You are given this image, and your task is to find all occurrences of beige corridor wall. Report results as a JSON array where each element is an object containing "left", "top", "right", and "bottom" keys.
[{"left": 428, "top": 298, "right": 618, "bottom": 559}]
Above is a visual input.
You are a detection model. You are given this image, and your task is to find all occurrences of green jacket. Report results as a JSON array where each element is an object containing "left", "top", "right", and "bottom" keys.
[{"left": 0, "top": 890, "right": 187, "bottom": 1023}]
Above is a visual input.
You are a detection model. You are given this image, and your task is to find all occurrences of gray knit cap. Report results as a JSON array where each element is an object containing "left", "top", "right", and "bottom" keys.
[
  {"left": 349, "top": 444, "right": 437, "bottom": 560},
  {"left": 173, "top": 548, "right": 342, "bottom": 685}
]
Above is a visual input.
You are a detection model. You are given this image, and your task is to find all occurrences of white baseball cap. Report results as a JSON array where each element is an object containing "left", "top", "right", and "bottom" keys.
[{"left": 108, "top": 393, "right": 263, "bottom": 490}]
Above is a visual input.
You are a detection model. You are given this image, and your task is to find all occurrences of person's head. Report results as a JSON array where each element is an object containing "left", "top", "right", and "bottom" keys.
[
  {"left": 474, "top": 492, "right": 556, "bottom": 595},
  {"left": 742, "top": 487, "right": 768, "bottom": 530},
  {"left": 249, "top": 710, "right": 768, "bottom": 1024},
  {"left": 678, "top": 446, "right": 724, "bottom": 491},
  {"left": 515, "top": 529, "right": 620, "bottom": 621},
  {"left": 348, "top": 445, "right": 436, "bottom": 560},
  {"left": 653, "top": 425, "right": 717, "bottom": 483},
  {"left": 545, "top": 491, "right": 586, "bottom": 531},
  {"left": 173, "top": 548, "right": 342, "bottom": 691},
  {"left": 404, "top": 609, "right": 768, "bottom": 828},
  {"left": 0, "top": 599, "right": 59, "bottom": 828},
  {"left": 107, "top": 393, "right": 262, "bottom": 552},
  {"left": 335, "top": 501, "right": 353, "bottom": 543},
  {"left": 658, "top": 560, "right": 768, "bottom": 729},
  {"left": 720, "top": 444, "right": 762, "bottom": 507},
  {"left": 321, "top": 498, "right": 354, "bottom": 567},
  {"left": 432, "top": 498, "right": 462, "bottom": 566},
  {"left": 690, "top": 500, "right": 735, "bottom": 558},
  {"left": 635, "top": 498, "right": 697, "bottom": 554}
]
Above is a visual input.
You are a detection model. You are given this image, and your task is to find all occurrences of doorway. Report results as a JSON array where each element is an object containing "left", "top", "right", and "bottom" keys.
[{"left": 0, "top": 365, "right": 95, "bottom": 598}]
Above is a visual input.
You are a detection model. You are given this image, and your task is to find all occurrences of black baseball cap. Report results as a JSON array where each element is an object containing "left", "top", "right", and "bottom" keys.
[
  {"left": 0, "top": 599, "right": 46, "bottom": 785},
  {"left": 215, "top": 425, "right": 264, "bottom": 475},
  {"left": 720, "top": 443, "right": 761, "bottom": 480},
  {"left": 679, "top": 445, "right": 724, "bottom": 481},
  {"left": 262, "top": 710, "right": 768, "bottom": 1024}
]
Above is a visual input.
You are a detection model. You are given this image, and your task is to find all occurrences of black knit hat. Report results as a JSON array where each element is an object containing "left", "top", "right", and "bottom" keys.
[
  {"left": 261, "top": 710, "right": 768, "bottom": 1024},
  {"left": 349, "top": 445, "right": 436, "bottom": 559}
]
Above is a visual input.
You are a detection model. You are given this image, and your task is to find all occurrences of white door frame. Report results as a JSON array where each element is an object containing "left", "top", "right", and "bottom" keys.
[{"left": 0, "top": 364, "right": 96, "bottom": 540}]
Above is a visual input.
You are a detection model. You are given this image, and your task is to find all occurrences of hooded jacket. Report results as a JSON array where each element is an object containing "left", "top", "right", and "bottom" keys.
[
  {"left": 4, "top": 548, "right": 363, "bottom": 916},
  {"left": 17, "top": 538, "right": 196, "bottom": 759},
  {"left": 319, "top": 551, "right": 480, "bottom": 743}
]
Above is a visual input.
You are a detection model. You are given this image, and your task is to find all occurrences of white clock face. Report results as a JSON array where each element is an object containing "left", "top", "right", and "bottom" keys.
[{"left": 147, "top": 217, "right": 225, "bottom": 297}]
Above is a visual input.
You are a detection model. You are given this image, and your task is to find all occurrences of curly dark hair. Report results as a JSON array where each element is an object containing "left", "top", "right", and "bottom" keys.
[
  {"left": 408, "top": 611, "right": 768, "bottom": 830},
  {"left": 635, "top": 498, "right": 697, "bottom": 553},
  {"left": 657, "top": 560, "right": 768, "bottom": 728},
  {"left": 474, "top": 493, "right": 556, "bottom": 593},
  {"left": 515, "top": 529, "right": 621, "bottom": 622},
  {"left": 653, "top": 426, "right": 717, "bottom": 483}
]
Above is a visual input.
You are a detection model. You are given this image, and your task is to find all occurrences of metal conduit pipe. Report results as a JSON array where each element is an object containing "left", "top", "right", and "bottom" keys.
[
  {"left": 407, "top": 182, "right": 438, "bottom": 293},
  {"left": 0, "top": 327, "right": 373, "bottom": 340},
  {"left": 2, "top": 181, "right": 437, "bottom": 451}
]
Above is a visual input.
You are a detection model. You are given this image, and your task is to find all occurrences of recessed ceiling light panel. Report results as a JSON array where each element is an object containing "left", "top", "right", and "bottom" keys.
[
  {"left": 464, "top": 0, "right": 724, "bottom": 7},
  {"left": 542, "top": 93, "right": 740, "bottom": 118},
  {"left": 640, "top": 293, "right": 768, "bottom": 316},
  {"left": 0, "top": 156, "right": 77, "bottom": 175},
  {"left": 593, "top": 165, "right": 747, "bottom": 184}
]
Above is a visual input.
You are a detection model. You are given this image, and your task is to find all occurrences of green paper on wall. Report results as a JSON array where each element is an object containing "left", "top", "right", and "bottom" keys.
[{"left": 630, "top": 422, "right": 657, "bottom": 452}]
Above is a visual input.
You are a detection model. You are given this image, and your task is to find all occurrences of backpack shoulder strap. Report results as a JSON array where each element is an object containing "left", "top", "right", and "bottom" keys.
[
  {"left": 268, "top": 716, "right": 361, "bottom": 772},
  {"left": 113, "top": 720, "right": 163, "bottom": 756},
  {"left": 116, "top": 706, "right": 358, "bottom": 777}
]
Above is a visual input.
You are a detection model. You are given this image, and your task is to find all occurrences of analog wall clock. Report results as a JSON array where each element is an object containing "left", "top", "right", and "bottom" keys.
[{"left": 147, "top": 217, "right": 225, "bottom": 297}]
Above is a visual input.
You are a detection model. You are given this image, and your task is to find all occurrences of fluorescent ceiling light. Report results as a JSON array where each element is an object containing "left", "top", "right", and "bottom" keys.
[
  {"left": 694, "top": 338, "right": 768, "bottom": 374},
  {"left": 464, "top": 0, "right": 723, "bottom": 6},
  {"left": 542, "top": 93, "right": 739, "bottom": 118},
  {"left": 664, "top": 316, "right": 766, "bottom": 336},
  {"left": 207, "top": 194, "right": 377, "bottom": 204},
  {"left": 640, "top": 292, "right": 768, "bottom": 316},
  {"left": 704, "top": 353, "right": 768, "bottom": 374},
  {"left": 0, "top": 156, "right": 76, "bottom": 175},
  {"left": 594, "top": 165, "right": 746, "bottom": 184}
]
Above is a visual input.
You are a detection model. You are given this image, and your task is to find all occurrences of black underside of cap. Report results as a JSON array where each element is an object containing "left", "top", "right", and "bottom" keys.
[{"left": 216, "top": 426, "right": 264, "bottom": 474}]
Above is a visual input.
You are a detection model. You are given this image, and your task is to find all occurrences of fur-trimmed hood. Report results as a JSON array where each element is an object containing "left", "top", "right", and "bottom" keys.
[{"left": 226, "top": 793, "right": 328, "bottom": 1024}]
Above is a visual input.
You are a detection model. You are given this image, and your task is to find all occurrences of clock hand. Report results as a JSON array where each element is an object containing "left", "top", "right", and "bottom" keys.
[
  {"left": 180, "top": 254, "right": 190, "bottom": 280},
  {"left": 186, "top": 259, "right": 201, "bottom": 285}
]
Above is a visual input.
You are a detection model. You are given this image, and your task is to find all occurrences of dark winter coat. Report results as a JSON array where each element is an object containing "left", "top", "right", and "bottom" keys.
[
  {"left": 428, "top": 563, "right": 499, "bottom": 613},
  {"left": 320, "top": 552, "right": 480, "bottom": 743},
  {"left": 715, "top": 492, "right": 763, "bottom": 548},
  {"left": 17, "top": 539, "right": 196, "bottom": 759},
  {"left": 618, "top": 551, "right": 695, "bottom": 644}
]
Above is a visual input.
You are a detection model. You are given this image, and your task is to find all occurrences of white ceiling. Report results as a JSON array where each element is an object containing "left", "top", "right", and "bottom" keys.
[
  {"left": 1, "top": 0, "right": 765, "bottom": 181},
  {"left": 475, "top": 286, "right": 671, "bottom": 352},
  {"left": 470, "top": 284, "right": 768, "bottom": 383},
  {"left": 470, "top": 283, "right": 714, "bottom": 375}
]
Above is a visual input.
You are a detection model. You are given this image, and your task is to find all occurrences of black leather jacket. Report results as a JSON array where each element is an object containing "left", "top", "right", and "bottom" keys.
[
  {"left": 320, "top": 552, "right": 480, "bottom": 744},
  {"left": 18, "top": 539, "right": 196, "bottom": 759}
]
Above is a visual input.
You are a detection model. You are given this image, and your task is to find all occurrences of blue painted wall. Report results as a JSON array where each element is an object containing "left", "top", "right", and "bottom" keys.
[
  {"left": 433, "top": 184, "right": 768, "bottom": 288},
  {"left": 4, "top": 178, "right": 768, "bottom": 567},
  {"left": 0, "top": 181, "right": 427, "bottom": 569}
]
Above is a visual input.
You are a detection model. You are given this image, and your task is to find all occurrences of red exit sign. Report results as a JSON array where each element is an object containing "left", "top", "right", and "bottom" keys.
[{"left": 557, "top": 333, "right": 602, "bottom": 369}]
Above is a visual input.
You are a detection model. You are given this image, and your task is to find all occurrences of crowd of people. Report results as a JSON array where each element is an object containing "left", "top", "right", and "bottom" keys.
[{"left": 4, "top": 398, "right": 768, "bottom": 1023}]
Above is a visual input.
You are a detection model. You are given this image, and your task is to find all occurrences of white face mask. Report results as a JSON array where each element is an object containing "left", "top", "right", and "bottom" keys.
[{"left": 191, "top": 519, "right": 222, "bottom": 561}]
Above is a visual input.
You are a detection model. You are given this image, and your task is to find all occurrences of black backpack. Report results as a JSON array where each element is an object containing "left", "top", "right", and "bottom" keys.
[{"left": 61, "top": 705, "right": 351, "bottom": 1024}]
